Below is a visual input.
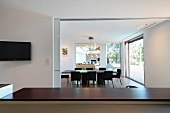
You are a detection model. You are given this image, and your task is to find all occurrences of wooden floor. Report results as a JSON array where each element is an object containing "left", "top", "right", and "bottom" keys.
[{"left": 61, "top": 76, "right": 144, "bottom": 88}]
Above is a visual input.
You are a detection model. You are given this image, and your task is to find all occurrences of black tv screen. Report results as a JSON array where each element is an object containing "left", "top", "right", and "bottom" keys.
[{"left": 0, "top": 41, "right": 31, "bottom": 61}]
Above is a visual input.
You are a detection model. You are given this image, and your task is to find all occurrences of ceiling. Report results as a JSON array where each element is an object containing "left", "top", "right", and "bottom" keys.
[
  {"left": 0, "top": 0, "right": 170, "bottom": 18},
  {"left": 0, "top": 0, "right": 170, "bottom": 44},
  {"left": 61, "top": 19, "right": 166, "bottom": 44}
]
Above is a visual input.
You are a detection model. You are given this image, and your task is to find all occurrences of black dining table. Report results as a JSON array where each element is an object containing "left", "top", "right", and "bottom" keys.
[{"left": 62, "top": 70, "right": 117, "bottom": 85}]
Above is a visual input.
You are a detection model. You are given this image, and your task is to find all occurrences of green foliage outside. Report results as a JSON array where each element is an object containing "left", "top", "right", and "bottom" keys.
[
  {"left": 107, "top": 43, "right": 121, "bottom": 64},
  {"left": 106, "top": 39, "right": 144, "bottom": 65},
  {"left": 129, "top": 39, "right": 144, "bottom": 65}
]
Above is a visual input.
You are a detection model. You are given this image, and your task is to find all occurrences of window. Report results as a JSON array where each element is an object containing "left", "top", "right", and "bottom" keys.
[
  {"left": 75, "top": 44, "right": 100, "bottom": 65},
  {"left": 106, "top": 43, "right": 121, "bottom": 71},
  {"left": 125, "top": 36, "right": 144, "bottom": 84}
]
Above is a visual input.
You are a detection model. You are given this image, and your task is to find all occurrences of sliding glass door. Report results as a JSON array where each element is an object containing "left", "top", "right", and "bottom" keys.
[{"left": 126, "top": 37, "right": 144, "bottom": 84}]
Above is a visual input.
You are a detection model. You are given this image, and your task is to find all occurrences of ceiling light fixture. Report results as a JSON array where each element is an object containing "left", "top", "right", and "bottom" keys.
[
  {"left": 88, "top": 37, "right": 94, "bottom": 55},
  {"left": 86, "top": 37, "right": 93, "bottom": 60}
]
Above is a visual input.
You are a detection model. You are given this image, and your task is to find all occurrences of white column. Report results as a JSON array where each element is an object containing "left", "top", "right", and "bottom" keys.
[
  {"left": 121, "top": 42, "right": 125, "bottom": 77},
  {"left": 100, "top": 44, "right": 107, "bottom": 67},
  {"left": 53, "top": 18, "right": 61, "bottom": 88}
]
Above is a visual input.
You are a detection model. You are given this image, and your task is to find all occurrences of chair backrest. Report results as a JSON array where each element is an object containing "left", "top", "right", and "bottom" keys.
[
  {"left": 99, "top": 68, "right": 106, "bottom": 70},
  {"left": 75, "top": 68, "right": 82, "bottom": 70},
  {"left": 116, "top": 69, "right": 121, "bottom": 78},
  {"left": 86, "top": 71, "right": 96, "bottom": 80},
  {"left": 61, "top": 75, "right": 69, "bottom": 78},
  {"left": 71, "top": 71, "right": 81, "bottom": 81},
  {"left": 102, "top": 71, "right": 113, "bottom": 80},
  {"left": 126, "top": 86, "right": 138, "bottom": 88},
  {"left": 86, "top": 68, "right": 93, "bottom": 70}
]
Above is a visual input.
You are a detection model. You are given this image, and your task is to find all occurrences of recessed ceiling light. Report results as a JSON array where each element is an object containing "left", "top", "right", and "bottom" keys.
[{"left": 138, "top": 24, "right": 148, "bottom": 29}]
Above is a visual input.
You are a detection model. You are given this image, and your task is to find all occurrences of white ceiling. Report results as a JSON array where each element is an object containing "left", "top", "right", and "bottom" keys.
[
  {"left": 0, "top": 0, "right": 170, "bottom": 44},
  {"left": 0, "top": 0, "right": 170, "bottom": 18},
  {"left": 61, "top": 19, "right": 166, "bottom": 44}
]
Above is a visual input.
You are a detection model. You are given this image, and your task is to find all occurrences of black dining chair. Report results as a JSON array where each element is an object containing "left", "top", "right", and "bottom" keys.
[
  {"left": 86, "top": 68, "right": 94, "bottom": 70},
  {"left": 86, "top": 71, "right": 96, "bottom": 85},
  {"left": 61, "top": 75, "right": 69, "bottom": 86},
  {"left": 75, "top": 68, "right": 82, "bottom": 70},
  {"left": 101, "top": 71, "right": 114, "bottom": 87},
  {"left": 126, "top": 86, "right": 138, "bottom": 88},
  {"left": 97, "top": 68, "right": 106, "bottom": 85},
  {"left": 112, "top": 69, "right": 122, "bottom": 85},
  {"left": 71, "top": 71, "right": 81, "bottom": 87},
  {"left": 99, "top": 68, "right": 106, "bottom": 70}
]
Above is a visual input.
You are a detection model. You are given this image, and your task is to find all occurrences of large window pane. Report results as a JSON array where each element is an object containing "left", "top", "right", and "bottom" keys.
[
  {"left": 129, "top": 39, "right": 144, "bottom": 84},
  {"left": 75, "top": 44, "right": 100, "bottom": 68},
  {"left": 106, "top": 43, "right": 121, "bottom": 71}
]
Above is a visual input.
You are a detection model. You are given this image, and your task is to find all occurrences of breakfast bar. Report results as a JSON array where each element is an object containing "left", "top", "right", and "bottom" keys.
[{"left": 0, "top": 88, "right": 170, "bottom": 113}]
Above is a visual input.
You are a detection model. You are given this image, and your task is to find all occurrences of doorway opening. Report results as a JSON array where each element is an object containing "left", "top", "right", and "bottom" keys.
[{"left": 54, "top": 18, "right": 166, "bottom": 87}]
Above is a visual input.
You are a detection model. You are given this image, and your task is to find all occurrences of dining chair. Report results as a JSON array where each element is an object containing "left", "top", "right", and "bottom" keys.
[
  {"left": 101, "top": 71, "right": 114, "bottom": 87},
  {"left": 112, "top": 69, "right": 122, "bottom": 85},
  {"left": 99, "top": 68, "right": 106, "bottom": 70},
  {"left": 126, "top": 85, "right": 138, "bottom": 88},
  {"left": 75, "top": 68, "right": 82, "bottom": 70},
  {"left": 86, "top": 68, "right": 94, "bottom": 70},
  {"left": 61, "top": 75, "right": 69, "bottom": 86},
  {"left": 86, "top": 71, "right": 96, "bottom": 85},
  {"left": 71, "top": 71, "right": 81, "bottom": 87},
  {"left": 97, "top": 68, "right": 106, "bottom": 85}
]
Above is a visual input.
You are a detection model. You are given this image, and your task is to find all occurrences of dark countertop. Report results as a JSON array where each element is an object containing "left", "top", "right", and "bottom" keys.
[{"left": 1, "top": 88, "right": 170, "bottom": 101}]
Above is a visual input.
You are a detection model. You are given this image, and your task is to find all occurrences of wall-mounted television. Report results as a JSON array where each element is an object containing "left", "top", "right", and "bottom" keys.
[{"left": 0, "top": 41, "right": 31, "bottom": 61}]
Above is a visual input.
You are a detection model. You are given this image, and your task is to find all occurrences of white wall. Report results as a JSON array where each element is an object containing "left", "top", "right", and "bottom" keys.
[
  {"left": 100, "top": 44, "right": 107, "bottom": 67},
  {"left": 76, "top": 52, "right": 86, "bottom": 63},
  {"left": 144, "top": 20, "right": 170, "bottom": 88},
  {"left": 0, "top": 17, "right": 53, "bottom": 91},
  {"left": 60, "top": 36, "right": 74, "bottom": 72}
]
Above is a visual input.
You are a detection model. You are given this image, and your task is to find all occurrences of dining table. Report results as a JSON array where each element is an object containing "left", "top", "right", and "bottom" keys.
[{"left": 62, "top": 70, "right": 117, "bottom": 85}]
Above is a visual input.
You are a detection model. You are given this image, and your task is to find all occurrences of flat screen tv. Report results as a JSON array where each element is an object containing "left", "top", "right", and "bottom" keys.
[{"left": 0, "top": 41, "right": 31, "bottom": 61}]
